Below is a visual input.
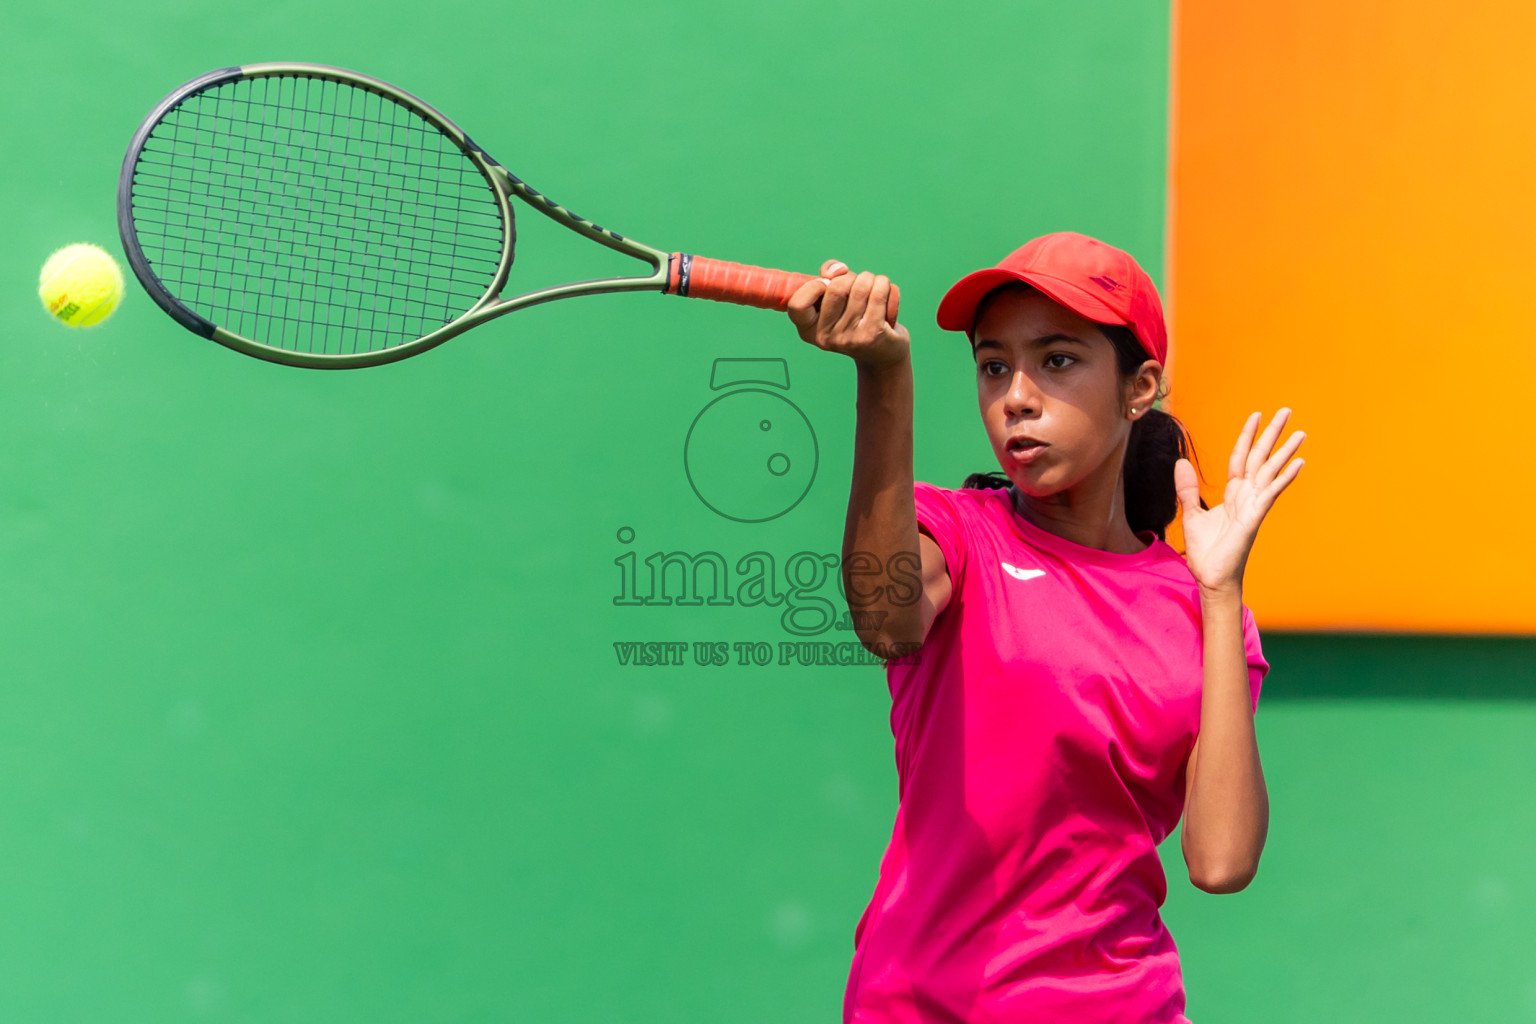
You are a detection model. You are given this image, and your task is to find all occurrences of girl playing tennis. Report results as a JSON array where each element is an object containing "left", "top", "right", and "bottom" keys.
[{"left": 784, "top": 232, "right": 1305, "bottom": 1023}]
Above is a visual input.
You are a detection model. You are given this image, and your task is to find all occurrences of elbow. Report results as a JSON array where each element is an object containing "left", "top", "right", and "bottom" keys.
[
  {"left": 1189, "top": 861, "right": 1258, "bottom": 894},
  {"left": 1183, "top": 807, "right": 1268, "bottom": 895}
]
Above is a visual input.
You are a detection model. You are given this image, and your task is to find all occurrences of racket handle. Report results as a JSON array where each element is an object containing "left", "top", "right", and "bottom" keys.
[{"left": 665, "top": 253, "right": 900, "bottom": 319}]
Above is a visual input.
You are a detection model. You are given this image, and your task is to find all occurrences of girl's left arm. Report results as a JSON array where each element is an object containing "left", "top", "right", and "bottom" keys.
[
  {"left": 1182, "top": 583, "right": 1264, "bottom": 893},
  {"left": 1173, "top": 407, "right": 1307, "bottom": 894}
]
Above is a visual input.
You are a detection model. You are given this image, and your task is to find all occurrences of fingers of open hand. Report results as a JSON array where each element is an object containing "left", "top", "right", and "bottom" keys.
[
  {"left": 1255, "top": 427, "right": 1306, "bottom": 490},
  {"left": 1228, "top": 412, "right": 1261, "bottom": 480},
  {"left": 1243, "top": 408, "right": 1291, "bottom": 478},
  {"left": 1273, "top": 454, "right": 1305, "bottom": 493}
]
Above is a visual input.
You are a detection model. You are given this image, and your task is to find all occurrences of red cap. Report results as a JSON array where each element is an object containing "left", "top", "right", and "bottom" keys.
[{"left": 935, "top": 232, "right": 1167, "bottom": 364}]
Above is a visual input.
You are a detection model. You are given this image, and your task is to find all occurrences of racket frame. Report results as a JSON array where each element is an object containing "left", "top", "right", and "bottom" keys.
[{"left": 118, "top": 62, "right": 673, "bottom": 369}]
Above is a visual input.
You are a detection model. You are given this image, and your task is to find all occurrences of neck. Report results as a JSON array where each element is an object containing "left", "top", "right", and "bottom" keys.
[{"left": 1008, "top": 444, "right": 1149, "bottom": 554}]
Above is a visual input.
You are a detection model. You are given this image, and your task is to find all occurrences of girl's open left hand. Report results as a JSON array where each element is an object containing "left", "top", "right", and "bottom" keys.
[{"left": 1173, "top": 408, "right": 1306, "bottom": 595}]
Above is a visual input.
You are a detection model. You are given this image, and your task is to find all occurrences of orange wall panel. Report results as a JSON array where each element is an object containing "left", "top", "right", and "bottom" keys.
[{"left": 1167, "top": 0, "right": 1536, "bottom": 632}]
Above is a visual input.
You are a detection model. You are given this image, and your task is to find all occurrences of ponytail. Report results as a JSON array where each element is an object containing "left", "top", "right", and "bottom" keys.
[
  {"left": 1120, "top": 405, "right": 1202, "bottom": 539},
  {"left": 961, "top": 321, "right": 1206, "bottom": 542}
]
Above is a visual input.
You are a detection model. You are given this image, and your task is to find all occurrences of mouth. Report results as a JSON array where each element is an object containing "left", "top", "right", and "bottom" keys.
[{"left": 1006, "top": 435, "right": 1049, "bottom": 464}]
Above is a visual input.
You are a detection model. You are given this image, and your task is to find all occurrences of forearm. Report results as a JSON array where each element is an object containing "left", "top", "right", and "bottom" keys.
[
  {"left": 1182, "top": 585, "right": 1269, "bottom": 892},
  {"left": 842, "top": 355, "right": 920, "bottom": 648}
]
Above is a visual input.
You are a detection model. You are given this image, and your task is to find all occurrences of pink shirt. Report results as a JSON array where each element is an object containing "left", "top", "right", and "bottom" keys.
[{"left": 844, "top": 482, "right": 1269, "bottom": 1023}]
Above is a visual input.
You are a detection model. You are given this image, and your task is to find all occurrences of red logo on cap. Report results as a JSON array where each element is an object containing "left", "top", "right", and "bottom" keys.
[{"left": 1089, "top": 275, "right": 1123, "bottom": 293}]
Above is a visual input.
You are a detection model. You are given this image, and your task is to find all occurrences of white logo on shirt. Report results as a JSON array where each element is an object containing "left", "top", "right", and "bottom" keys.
[{"left": 1001, "top": 562, "right": 1046, "bottom": 581}]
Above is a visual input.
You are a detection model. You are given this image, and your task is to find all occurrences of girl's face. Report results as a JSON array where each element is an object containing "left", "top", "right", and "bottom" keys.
[{"left": 971, "top": 288, "right": 1151, "bottom": 499}]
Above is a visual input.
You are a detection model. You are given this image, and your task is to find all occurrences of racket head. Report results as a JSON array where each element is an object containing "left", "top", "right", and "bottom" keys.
[{"left": 117, "top": 64, "right": 516, "bottom": 368}]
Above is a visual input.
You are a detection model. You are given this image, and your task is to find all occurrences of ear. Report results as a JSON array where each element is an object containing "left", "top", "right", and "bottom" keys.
[{"left": 1135, "top": 360, "right": 1162, "bottom": 410}]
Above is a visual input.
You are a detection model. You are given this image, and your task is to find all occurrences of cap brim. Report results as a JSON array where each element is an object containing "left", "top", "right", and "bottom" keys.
[{"left": 935, "top": 268, "right": 1129, "bottom": 334}]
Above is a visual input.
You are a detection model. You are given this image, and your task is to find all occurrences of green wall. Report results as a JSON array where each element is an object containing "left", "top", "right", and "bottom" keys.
[
  {"left": 1166, "top": 637, "right": 1536, "bottom": 1022},
  {"left": 5, "top": 1, "right": 1531, "bottom": 1021}
]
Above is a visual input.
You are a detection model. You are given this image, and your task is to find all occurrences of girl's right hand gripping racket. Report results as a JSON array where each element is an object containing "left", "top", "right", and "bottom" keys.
[{"left": 117, "top": 63, "right": 899, "bottom": 369}]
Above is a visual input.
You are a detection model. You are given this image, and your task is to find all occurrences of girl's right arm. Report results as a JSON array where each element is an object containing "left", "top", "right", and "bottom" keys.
[{"left": 786, "top": 261, "right": 952, "bottom": 655}]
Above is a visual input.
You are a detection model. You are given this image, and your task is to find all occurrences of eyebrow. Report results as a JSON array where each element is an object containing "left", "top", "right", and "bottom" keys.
[{"left": 971, "top": 333, "right": 1089, "bottom": 352}]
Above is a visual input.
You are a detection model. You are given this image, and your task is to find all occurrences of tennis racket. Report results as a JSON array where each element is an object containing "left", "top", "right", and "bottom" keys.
[{"left": 116, "top": 63, "right": 899, "bottom": 369}]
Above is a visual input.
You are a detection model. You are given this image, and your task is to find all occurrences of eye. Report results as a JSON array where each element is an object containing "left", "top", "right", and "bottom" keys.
[
  {"left": 979, "top": 359, "right": 1007, "bottom": 377},
  {"left": 1044, "top": 353, "right": 1076, "bottom": 369}
]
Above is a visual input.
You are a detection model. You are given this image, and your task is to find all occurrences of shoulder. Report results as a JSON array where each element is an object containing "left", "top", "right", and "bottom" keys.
[
  {"left": 912, "top": 482, "right": 1008, "bottom": 585},
  {"left": 913, "top": 481, "right": 1015, "bottom": 548},
  {"left": 914, "top": 480, "right": 1005, "bottom": 521},
  {"left": 915, "top": 478, "right": 987, "bottom": 502}
]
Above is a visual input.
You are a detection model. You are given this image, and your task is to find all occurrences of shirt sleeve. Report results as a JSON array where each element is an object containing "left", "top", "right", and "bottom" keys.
[
  {"left": 913, "top": 480, "right": 968, "bottom": 592},
  {"left": 1242, "top": 604, "right": 1270, "bottom": 712}
]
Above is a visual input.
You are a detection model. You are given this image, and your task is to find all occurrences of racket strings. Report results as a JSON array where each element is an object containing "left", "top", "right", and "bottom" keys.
[{"left": 128, "top": 74, "right": 507, "bottom": 355}]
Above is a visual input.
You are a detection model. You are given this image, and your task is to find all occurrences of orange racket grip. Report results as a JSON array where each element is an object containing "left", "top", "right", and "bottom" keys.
[{"left": 665, "top": 254, "right": 900, "bottom": 320}]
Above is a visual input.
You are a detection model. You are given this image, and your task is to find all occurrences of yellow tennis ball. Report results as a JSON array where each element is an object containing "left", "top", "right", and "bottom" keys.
[{"left": 38, "top": 243, "right": 125, "bottom": 328}]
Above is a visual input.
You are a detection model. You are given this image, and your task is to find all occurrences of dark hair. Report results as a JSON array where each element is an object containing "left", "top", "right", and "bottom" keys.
[{"left": 962, "top": 286, "right": 1205, "bottom": 541}]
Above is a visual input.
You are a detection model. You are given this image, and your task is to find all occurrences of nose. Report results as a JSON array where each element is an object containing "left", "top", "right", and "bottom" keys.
[{"left": 1004, "top": 369, "right": 1042, "bottom": 417}]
